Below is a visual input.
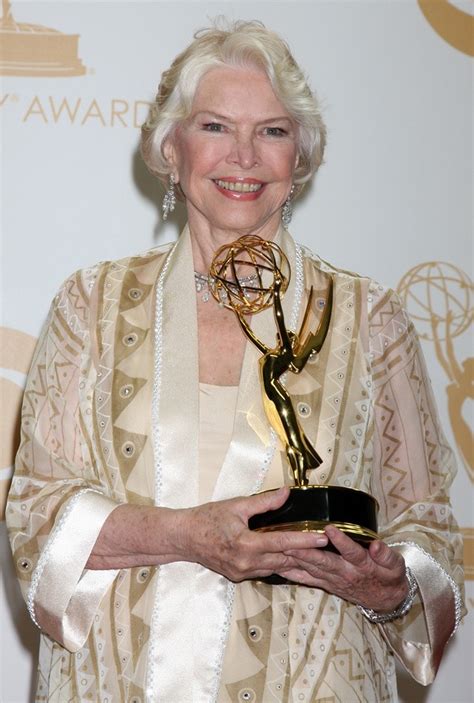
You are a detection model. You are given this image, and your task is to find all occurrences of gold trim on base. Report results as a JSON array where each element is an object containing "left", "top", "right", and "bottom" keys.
[{"left": 253, "top": 520, "right": 378, "bottom": 540}]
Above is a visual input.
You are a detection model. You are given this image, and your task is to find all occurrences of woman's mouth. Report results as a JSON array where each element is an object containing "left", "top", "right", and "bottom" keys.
[
  {"left": 214, "top": 179, "right": 263, "bottom": 193},
  {"left": 213, "top": 178, "right": 265, "bottom": 200}
]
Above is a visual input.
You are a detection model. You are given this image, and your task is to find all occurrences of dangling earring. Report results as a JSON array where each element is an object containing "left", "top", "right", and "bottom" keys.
[
  {"left": 281, "top": 185, "right": 295, "bottom": 227},
  {"left": 162, "top": 174, "right": 176, "bottom": 221}
]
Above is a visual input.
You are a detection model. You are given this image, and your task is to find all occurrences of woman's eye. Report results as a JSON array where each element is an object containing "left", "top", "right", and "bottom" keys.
[
  {"left": 263, "top": 127, "right": 287, "bottom": 137},
  {"left": 203, "top": 123, "right": 225, "bottom": 133}
]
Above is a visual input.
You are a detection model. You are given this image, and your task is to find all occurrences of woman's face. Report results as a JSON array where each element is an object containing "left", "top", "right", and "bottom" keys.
[{"left": 165, "top": 65, "right": 299, "bottom": 239}]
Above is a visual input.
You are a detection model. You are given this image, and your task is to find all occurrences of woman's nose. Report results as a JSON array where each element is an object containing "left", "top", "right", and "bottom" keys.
[{"left": 227, "top": 133, "right": 259, "bottom": 169}]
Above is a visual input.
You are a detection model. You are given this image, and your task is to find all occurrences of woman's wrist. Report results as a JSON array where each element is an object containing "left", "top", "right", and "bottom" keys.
[
  {"left": 357, "top": 566, "right": 418, "bottom": 624},
  {"left": 87, "top": 504, "right": 188, "bottom": 569}
]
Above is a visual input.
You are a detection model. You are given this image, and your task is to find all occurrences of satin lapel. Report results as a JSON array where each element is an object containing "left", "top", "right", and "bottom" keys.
[
  {"left": 213, "top": 227, "right": 299, "bottom": 501},
  {"left": 159, "top": 226, "right": 200, "bottom": 509},
  {"left": 149, "top": 227, "right": 235, "bottom": 703},
  {"left": 148, "top": 227, "right": 301, "bottom": 703}
]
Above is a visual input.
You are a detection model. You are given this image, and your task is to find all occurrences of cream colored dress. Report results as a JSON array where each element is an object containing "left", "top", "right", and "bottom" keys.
[
  {"left": 199, "top": 383, "right": 239, "bottom": 504},
  {"left": 6, "top": 226, "right": 464, "bottom": 702}
]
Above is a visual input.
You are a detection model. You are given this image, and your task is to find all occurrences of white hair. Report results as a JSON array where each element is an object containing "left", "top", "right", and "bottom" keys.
[{"left": 141, "top": 19, "right": 327, "bottom": 197}]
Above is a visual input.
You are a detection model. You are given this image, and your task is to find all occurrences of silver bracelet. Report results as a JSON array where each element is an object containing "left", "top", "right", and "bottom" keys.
[{"left": 357, "top": 566, "right": 418, "bottom": 624}]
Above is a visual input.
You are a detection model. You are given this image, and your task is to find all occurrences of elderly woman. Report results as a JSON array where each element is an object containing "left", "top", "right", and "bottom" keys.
[{"left": 7, "top": 20, "right": 463, "bottom": 703}]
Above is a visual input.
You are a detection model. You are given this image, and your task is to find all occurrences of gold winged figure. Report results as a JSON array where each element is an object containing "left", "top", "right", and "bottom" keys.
[{"left": 210, "top": 234, "right": 333, "bottom": 487}]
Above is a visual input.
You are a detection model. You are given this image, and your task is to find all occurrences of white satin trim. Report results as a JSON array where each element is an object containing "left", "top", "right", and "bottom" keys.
[
  {"left": 383, "top": 540, "right": 462, "bottom": 684},
  {"left": 29, "top": 488, "right": 119, "bottom": 651},
  {"left": 146, "top": 227, "right": 303, "bottom": 702}
]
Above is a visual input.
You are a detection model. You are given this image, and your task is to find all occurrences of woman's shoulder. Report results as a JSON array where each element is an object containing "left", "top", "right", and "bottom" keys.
[
  {"left": 58, "top": 242, "right": 175, "bottom": 294},
  {"left": 49, "top": 242, "right": 176, "bottom": 329},
  {"left": 83, "top": 242, "right": 175, "bottom": 279},
  {"left": 300, "top": 244, "right": 408, "bottom": 330},
  {"left": 300, "top": 244, "right": 374, "bottom": 286}
]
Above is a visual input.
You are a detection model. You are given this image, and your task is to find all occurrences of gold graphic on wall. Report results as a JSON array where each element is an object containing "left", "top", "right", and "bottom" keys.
[
  {"left": 397, "top": 262, "right": 473, "bottom": 481},
  {"left": 418, "top": 0, "right": 474, "bottom": 56},
  {"left": 0, "top": 327, "right": 37, "bottom": 521},
  {"left": 0, "top": 0, "right": 86, "bottom": 76}
]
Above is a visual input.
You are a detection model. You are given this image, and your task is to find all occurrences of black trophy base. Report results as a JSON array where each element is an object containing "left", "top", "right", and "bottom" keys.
[{"left": 248, "top": 485, "right": 378, "bottom": 585}]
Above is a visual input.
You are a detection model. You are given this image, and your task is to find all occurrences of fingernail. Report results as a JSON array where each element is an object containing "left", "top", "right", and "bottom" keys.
[
  {"left": 314, "top": 536, "right": 328, "bottom": 546},
  {"left": 372, "top": 540, "right": 381, "bottom": 554}
]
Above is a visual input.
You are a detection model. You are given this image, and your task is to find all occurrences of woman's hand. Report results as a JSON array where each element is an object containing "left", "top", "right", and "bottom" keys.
[
  {"left": 282, "top": 525, "right": 408, "bottom": 612},
  {"left": 88, "top": 490, "right": 407, "bottom": 613},
  {"left": 87, "top": 487, "right": 329, "bottom": 576},
  {"left": 179, "top": 487, "right": 328, "bottom": 581}
]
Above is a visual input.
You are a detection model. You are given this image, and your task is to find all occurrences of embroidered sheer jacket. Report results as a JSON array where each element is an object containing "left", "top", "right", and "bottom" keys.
[{"left": 7, "top": 228, "right": 464, "bottom": 702}]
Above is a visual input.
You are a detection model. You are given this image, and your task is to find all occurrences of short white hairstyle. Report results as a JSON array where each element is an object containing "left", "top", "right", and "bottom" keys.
[{"left": 141, "top": 19, "right": 327, "bottom": 197}]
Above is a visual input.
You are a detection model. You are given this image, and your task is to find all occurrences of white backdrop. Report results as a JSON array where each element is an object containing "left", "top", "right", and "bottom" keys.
[{"left": 1, "top": 2, "right": 472, "bottom": 701}]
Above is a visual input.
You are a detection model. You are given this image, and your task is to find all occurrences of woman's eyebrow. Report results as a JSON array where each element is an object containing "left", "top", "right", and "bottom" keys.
[
  {"left": 192, "top": 111, "right": 294, "bottom": 125},
  {"left": 257, "top": 117, "right": 293, "bottom": 124},
  {"left": 191, "top": 111, "right": 230, "bottom": 121}
]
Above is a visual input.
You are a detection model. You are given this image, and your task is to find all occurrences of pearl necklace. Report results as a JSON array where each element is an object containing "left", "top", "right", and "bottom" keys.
[{"left": 194, "top": 271, "right": 259, "bottom": 303}]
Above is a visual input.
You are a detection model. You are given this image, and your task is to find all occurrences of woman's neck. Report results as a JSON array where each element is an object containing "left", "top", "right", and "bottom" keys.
[{"left": 188, "top": 211, "right": 281, "bottom": 274}]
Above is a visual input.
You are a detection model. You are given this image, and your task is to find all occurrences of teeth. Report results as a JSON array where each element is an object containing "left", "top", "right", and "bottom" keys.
[{"left": 215, "top": 179, "right": 263, "bottom": 193}]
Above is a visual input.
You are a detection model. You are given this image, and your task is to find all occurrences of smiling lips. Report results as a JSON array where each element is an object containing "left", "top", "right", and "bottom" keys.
[{"left": 213, "top": 177, "right": 265, "bottom": 201}]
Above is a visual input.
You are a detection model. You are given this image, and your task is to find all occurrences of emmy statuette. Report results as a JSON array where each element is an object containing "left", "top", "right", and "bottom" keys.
[{"left": 209, "top": 235, "right": 378, "bottom": 558}]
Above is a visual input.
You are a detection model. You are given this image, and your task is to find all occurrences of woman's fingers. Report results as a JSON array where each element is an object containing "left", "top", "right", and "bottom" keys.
[
  {"left": 183, "top": 494, "right": 333, "bottom": 582},
  {"left": 275, "top": 568, "right": 325, "bottom": 587},
  {"left": 230, "top": 530, "right": 327, "bottom": 580},
  {"left": 284, "top": 528, "right": 369, "bottom": 572},
  {"left": 283, "top": 530, "right": 409, "bottom": 611},
  {"left": 255, "top": 529, "right": 328, "bottom": 554},
  {"left": 368, "top": 538, "right": 404, "bottom": 571},
  {"left": 243, "top": 486, "right": 290, "bottom": 518},
  {"left": 323, "top": 525, "right": 369, "bottom": 565}
]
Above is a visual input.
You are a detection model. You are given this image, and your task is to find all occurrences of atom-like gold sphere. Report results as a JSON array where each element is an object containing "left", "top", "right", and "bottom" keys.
[{"left": 209, "top": 235, "right": 290, "bottom": 314}]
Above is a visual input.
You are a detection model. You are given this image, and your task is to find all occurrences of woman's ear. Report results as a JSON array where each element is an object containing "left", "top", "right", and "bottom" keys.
[{"left": 163, "top": 138, "right": 179, "bottom": 183}]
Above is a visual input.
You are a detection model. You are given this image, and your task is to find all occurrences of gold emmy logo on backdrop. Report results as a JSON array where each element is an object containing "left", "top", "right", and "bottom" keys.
[
  {"left": 0, "top": 327, "right": 37, "bottom": 521},
  {"left": 418, "top": 0, "right": 474, "bottom": 56},
  {"left": 397, "top": 261, "right": 473, "bottom": 579},
  {"left": 0, "top": 0, "right": 86, "bottom": 76}
]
